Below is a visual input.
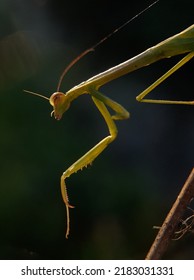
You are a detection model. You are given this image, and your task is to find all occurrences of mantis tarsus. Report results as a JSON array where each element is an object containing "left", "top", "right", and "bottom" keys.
[{"left": 25, "top": 22, "right": 194, "bottom": 238}]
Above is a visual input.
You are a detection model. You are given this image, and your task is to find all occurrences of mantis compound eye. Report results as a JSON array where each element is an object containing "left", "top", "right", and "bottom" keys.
[{"left": 49, "top": 92, "right": 65, "bottom": 106}]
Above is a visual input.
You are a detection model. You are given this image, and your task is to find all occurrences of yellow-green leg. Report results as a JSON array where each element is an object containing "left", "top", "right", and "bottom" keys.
[
  {"left": 61, "top": 91, "right": 129, "bottom": 238},
  {"left": 136, "top": 52, "right": 194, "bottom": 105}
]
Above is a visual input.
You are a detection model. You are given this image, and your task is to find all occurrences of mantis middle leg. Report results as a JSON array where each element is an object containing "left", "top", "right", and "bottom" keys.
[{"left": 136, "top": 52, "right": 194, "bottom": 105}]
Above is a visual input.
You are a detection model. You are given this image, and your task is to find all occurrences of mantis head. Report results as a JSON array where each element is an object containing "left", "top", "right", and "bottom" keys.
[
  {"left": 49, "top": 92, "right": 71, "bottom": 120},
  {"left": 23, "top": 90, "right": 71, "bottom": 121}
]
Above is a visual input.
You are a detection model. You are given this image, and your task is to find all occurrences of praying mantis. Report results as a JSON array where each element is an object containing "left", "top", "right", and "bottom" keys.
[{"left": 25, "top": 23, "right": 194, "bottom": 238}]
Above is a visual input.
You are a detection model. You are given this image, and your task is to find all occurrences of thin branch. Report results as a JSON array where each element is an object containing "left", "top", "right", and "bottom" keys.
[{"left": 145, "top": 168, "right": 194, "bottom": 260}]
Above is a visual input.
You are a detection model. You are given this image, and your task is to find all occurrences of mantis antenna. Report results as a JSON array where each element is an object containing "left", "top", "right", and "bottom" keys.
[
  {"left": 23, "top": 90, "right": 50, "bottom": 100},
  {"left": 57, "top": 0, "right": 160, "bottom": 91},
  {"left": 24, "top": 0, "right": 159, "bottom": 98}
]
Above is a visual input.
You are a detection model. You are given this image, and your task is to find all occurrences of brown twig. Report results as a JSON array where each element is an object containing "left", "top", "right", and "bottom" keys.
[{"left": 145, "top": 168, "right": 194, "bottom": 260}]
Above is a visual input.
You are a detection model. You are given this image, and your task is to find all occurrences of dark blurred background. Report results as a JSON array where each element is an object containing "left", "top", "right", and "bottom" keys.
[{"left": 0, "top": 0, "right": 194, "bottom": 259}]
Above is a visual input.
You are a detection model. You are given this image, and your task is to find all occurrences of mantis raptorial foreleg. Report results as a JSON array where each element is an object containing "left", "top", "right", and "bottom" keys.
[
  {"left": 136, "top": 52, "right": 194, "bottom": 105},
  {"left": 60, "top": 89, "right": 129, "bottom": 238}
]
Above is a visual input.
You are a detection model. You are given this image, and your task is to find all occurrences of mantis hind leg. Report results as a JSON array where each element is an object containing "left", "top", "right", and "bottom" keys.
[
  {"left": 136, "top": 52, "right": 194, "bottom": 105},
  {"left": 61, "top": 92, "right": 129, "bottom": 238}
]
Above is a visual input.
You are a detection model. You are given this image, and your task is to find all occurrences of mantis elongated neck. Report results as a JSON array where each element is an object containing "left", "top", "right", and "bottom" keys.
[{"left": 65, "top": 24, "right": 194, "bottom": 98}]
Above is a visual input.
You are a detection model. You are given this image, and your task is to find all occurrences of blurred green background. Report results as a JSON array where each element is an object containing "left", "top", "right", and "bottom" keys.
[{"left": 0, "top": 0, "right": 194, "bottom": 259}]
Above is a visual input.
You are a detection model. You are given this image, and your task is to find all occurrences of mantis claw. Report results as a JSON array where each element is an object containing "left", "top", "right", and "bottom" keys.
[
  {"left": 60, "top": 176, "right": 75, "bottom": 238},
  {"left": 64, "top": 202, "right": 74, "bottom": 239}
]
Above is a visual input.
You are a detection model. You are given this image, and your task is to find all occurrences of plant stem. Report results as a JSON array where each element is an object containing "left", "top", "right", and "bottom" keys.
[{"left": 145, "top": 168, "right": 194, "bottom": 260}]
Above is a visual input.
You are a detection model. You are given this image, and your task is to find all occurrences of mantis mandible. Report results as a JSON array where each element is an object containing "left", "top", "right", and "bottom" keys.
[{"left": 25, "top": 20, "right": 194, "bottom": 238}]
